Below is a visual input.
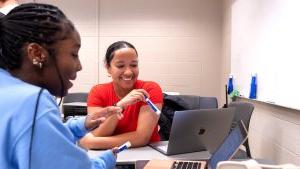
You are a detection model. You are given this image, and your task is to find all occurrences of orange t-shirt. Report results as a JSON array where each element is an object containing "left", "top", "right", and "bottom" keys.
[{"left": 87, "top": 80, "right": 163, "bottom": 142}]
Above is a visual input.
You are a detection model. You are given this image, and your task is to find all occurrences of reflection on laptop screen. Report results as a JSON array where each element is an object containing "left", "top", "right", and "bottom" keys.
[{"left": 209, "top": 123, "right": 247, "bottom": 169}]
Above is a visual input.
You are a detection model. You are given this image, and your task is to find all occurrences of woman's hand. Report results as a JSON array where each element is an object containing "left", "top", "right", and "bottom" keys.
[
  {"left": 117, "top": 89, "right": 149, "bottom": 108},
  {"left": 111, "top": 147, "right": 119, "bottom": 157},
  {"left": 85, "top": 106, "right": 123, "bottom": 131}
]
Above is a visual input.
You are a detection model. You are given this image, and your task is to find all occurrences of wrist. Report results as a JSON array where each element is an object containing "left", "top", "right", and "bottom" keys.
[
  {"left": 113, "top": 102, "right": 125, "bottom": 112},
  {"left": 85, "top": 115, "right": 100, "bottom": 131}
]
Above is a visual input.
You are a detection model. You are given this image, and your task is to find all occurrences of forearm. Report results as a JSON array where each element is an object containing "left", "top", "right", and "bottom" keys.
[
  {"left": 64, "top": 116, "right": 88, "bottom": 142},
  {"left": 81, "top": 130, "right": 150, "bottom": 149}
]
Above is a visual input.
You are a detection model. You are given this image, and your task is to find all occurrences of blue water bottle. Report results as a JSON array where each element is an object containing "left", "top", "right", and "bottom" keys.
[
  {"left": 249, "top": 74, "right": 257, "bottom": 99},
  {"left": 227, "top": 75, "right": 233, "bottom": 94}
]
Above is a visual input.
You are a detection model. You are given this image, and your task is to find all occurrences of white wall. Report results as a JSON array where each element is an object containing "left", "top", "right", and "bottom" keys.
[
  {"left": 220, "top": 0, "right": 231, "bottom": 106},
  {"left": 224, "top": 0, "right": 300, "bottom": 165},
  {"left": 35, "top": 0, "right": 223, "bottom": 99}
]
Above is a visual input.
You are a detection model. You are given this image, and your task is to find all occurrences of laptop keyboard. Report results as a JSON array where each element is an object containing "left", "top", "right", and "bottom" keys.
[{"left": 172, "top": 161, "right": 202, "bottom": 169}]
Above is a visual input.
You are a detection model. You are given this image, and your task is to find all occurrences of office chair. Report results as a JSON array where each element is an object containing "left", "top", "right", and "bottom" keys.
[
  {"left": 63, "top": 92, "right": 88, "bottom": 103},
  {"left": 179, "top": 95, "right": 218, "bottom": 110},
  {"left": 228, "top": 101, "right": 255, "bottom": 158},
  {"left": 62, "top": 92, "right": 88, "bottom": 121}
]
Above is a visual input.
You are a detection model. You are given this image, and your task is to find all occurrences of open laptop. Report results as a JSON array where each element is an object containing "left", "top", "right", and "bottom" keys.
[
  {"left": 149, "top": 108, "right": 236, "bottom": 155},
  {"left": 144, "top": 120, "right": 248, "bottom": 169}
]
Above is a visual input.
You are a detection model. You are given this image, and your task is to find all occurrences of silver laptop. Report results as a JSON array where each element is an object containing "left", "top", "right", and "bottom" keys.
[
  {"left": 149, "top": 108, "right": 236, "bottom": 155},
  {"left": 144, "top": 120, "right": 248, "bottom": 169}
]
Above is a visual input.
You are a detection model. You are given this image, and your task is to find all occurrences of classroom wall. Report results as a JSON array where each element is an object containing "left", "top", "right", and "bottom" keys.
[
  {"left": 34, "top": 0, "right": 223, "bottom": 100},
  {"left": 223, "top": 0, "right": 300, "bottom": 165},
  {"left": 220, "top": 0, "right": 231, "bottom": 106},
  {"left": 238, "top": 98, "right": 300, "bottom": 165}
]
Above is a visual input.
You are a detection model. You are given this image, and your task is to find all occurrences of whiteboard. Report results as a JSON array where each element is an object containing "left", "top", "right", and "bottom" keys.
[{"left": 231, "top": 0, "right": 300, "bottom": 110}]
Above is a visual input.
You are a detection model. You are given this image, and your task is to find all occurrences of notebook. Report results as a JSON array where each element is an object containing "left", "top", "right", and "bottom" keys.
[
  {"left": 144, "top": 120, "right": 248, "bottom": 169},
  {"left": 149, "top": 108, "right": 236, "bottom": 155}
]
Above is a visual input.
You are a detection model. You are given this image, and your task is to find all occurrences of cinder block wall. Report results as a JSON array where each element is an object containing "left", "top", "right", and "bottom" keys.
[{"left": 238, "top": 98, "right": 300, "bottom": 165}]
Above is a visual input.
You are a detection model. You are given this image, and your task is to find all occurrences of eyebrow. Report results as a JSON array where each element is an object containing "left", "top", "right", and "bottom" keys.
[{"left": 115, "top": 59, "right": 138, "bottom": 63}]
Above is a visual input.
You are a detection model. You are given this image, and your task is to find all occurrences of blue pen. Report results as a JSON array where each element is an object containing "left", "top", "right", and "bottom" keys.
[
  {"left": 145, "top": 97, "right": 161, "bottom": 115},
  {"left": 117, "top": 141, "right": 131, "bottom": 153}
]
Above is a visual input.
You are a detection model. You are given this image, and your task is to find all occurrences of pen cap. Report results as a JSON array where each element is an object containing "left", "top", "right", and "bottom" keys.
[
  {"left": 122, "top": 141, "right": 131, "bottom": 148},
  {"left": 249, "top": 74, "right": 257, "bottom": 99}
]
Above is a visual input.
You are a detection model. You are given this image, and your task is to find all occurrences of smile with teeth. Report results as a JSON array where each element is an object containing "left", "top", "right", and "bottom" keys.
[{"left": 122, "top": 77, "right": 133, "bottom": 81}]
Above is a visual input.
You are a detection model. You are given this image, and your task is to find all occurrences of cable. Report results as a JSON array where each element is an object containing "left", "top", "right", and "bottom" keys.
[
  {"left": 51, "top": 52, "right": 65, "bottom": 106},
  {"left": 29, "top": 88, "right": 43, "bottom": 169}
]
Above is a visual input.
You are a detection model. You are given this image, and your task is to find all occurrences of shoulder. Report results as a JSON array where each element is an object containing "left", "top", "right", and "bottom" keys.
[
  {"left": 136, "top": 80, "right": 163, "bottom": 103},
  {"left": 89, "top": 82, "right": 112, "bottom": 94},
  {"left": 15, "top": 83, "right": 56, "bottom": 109},
  {"left": 38, "top": 90, "right": 59, "bottom": 114},
  {"left": 17, "top": 87, "right": 59, "bottom": 120},
  {"left": 8, "top": 89, "right": 59, "bottom": 160},
  {"left": 136, "top": 80, "right": 162, "bottom": 90},
  {"left": 88, "top": 82, "right": 114, "bottom": 106}
]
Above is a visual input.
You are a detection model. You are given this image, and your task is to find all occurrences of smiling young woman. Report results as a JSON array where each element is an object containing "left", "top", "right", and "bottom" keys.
[{"left": 80, "top": 41, "right": 163, "bottom": 149}]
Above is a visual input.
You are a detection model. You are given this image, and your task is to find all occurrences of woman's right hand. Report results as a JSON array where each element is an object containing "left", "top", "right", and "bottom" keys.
[{"left": 116, "top": 89, "right": 149, "bottom": 108}]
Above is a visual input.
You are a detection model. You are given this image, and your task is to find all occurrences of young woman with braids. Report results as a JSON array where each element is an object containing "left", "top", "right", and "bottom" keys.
[{"left": 0, "top": 3, "right": 122, "bottom": 169}]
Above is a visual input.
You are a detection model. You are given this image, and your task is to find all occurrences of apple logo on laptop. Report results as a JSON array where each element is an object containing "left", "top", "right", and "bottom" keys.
[{"left": 198, "top": 128, "right": 206, "bottom": 135}]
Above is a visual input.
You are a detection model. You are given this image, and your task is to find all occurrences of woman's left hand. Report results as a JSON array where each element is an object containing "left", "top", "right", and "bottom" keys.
[{"left": 112, "top": 147, "right": 119, "bottom": 157}]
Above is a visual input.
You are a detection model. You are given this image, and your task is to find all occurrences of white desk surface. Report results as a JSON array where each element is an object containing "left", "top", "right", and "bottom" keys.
[{"left": 88, "top": 146, "right": 211, "bottom": 162}]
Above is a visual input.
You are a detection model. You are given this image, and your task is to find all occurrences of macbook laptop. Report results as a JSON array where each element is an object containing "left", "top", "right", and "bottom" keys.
[
  {"left": 144, "top": 120, "right": 248, "bottom": 169},
  {"left": 149, "top": 108, "right": 235, "bottom": 155}
]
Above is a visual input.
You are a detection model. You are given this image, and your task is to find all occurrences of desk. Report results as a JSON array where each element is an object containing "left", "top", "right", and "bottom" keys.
[{"left": 88, "top": 146, "right": 211, "bottom": 162}]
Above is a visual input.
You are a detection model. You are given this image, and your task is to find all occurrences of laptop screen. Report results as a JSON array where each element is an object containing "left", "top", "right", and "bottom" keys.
[{"left": 209, "top": 122, "right": 248, "bottom": 169}]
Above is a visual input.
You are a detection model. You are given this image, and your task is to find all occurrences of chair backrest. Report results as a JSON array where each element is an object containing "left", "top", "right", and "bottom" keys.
[
  {"left": 63, "top": 92, "right": 88, "bottom": 103},
  {"left": 178, "top": 95, "right": 218, "bottom": 109},
  {"left": 62, "top": 93, "right": 88, "bottom": 121},
  {"left": 228, "top": 101, "right": 254, "bottom": 130},
  {"left": 228, "top": 101, "right": 255, "bottom": 158}
]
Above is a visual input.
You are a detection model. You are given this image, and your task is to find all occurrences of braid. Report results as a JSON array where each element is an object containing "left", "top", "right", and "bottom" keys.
[{"left": 0, "top": 3, "right": 75, "bottom": 69}]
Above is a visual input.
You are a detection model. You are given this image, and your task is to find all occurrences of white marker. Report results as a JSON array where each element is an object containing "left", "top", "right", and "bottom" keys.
[
  {"left": 117, "top": 141, "right": 131, "bottom": 153},
  {"left": 145, "top": 97, "right": 161, "bottom": 115}
]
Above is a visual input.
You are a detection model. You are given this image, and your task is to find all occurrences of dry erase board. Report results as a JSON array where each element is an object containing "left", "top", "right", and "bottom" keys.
[{"left": 231, "top": 0, "right": 300, "bottom": 110}]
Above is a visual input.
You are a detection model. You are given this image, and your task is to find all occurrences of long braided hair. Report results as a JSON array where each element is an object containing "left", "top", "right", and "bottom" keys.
[
  {"left": 0, "top": 3, "right": 75, "bottom": 70},
  {"left": 0, "top": 3, "right": 76, "bottom": 99}
]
